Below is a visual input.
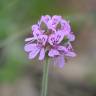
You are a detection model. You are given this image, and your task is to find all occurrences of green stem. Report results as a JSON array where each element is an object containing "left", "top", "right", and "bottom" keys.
[{"left": 41, "top": 59, "right": 49, "bottom": 96}]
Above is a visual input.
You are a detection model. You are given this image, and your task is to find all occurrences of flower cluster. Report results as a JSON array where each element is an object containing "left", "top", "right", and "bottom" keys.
[{"left": 24, "top": 15, "right": 76, "bottom": 67}]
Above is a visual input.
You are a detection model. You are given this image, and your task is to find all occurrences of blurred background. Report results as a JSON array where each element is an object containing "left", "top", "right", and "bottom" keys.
[{"left": 0, "top": 0, "right": 96, "bottom": 96}]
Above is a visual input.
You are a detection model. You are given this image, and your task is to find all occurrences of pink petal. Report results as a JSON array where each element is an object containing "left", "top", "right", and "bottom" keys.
[
  {"left": 33, "top": 30, "right": 42, "bottom": 38},
  {"left": 48, "top": 31, "right": 65, "bottom": 45},
  {"left": 60, "top": 19, "right": 71, "bottom": 34},
  {"left": 39, "top": 48, "right": 45, "bottom": 60},
  {"left": 29, "top": 47, "right": 40, "bottom": 59},
  {"left": 65, "top": 51, "right": 76, "bottom": 57},
  {"left": 25, "top": 37, "right": 36, "bottom": 42},
  {"left": 67, "top": 33, "right": 75, "bottom": 41},
  {"left": 38, "top": 35, "right": 48, "bottom": 45},
  {"left": 57, "top": 45, "right": 68, "bottom": 52},
  {"left": 48, "top": 49, "right": 60, "bottom": 57},
  {"left": 52, "top": 15, "right": 61, "bottom": 25},
  {"left": 48, "top": 34, "right": 55, "bottom": 45},
  {"left": 57, "top": 55, "right": 65, "bottom": 68},
  {"left": 40, "top": 15, "right": 51, "bottom": 25},
  {"left": 47, "top": 20, "right": 54, "bottom": 29},
  {"left": 55, "top": 30, "right": 65, "bottom": 44},
  {"left": 67, "top": 42, "right": 73, "bottom": 50},
  {"left": 32, "top": 24, "right": 39, "bottom": 31},
  {"left": 24, "top": 44, "right": 37, "bottom": 52},
  {"left": 47, "top": 16, "right": 61, "bottom": 30},
  {"left": 53, "top": 55, "right": 65, "bottom": 68}
]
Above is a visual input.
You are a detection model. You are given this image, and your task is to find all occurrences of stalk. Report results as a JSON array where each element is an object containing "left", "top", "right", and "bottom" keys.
[{"left": 41, "top": 59, "right": 49, "bottom": 96}]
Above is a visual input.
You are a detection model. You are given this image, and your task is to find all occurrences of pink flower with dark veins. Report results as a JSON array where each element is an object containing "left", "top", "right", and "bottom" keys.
[
  {"left": 48, "top": 31, "right": 76, "bottom": 68},
  {"left": 48, "top": 30, "right": 67, "bottom": 57},
  {"left": 24, "top": 34, "right": 48, "bottom": 60},
  {"left": 24, "top": 15, "right": 76, "bottom": 68}
]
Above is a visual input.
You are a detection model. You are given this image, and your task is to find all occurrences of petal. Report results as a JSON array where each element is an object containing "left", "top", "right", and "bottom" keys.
[
  {"left": 33, "top": 30, "right": 42, "bottom": 38},
  {"left": 40, "top": 15, "right": 51, "bottom": 25},
  {"left": 25, "top": 37, "right": 36, "bottom": 42},
  {"left": 48, "top": 49, "right": 60, "bottom": 57},
  {"left": 55, "top": 30, "right": 65, "bottom": 44},
  {"left": 60, "top": 19, "right": 71, "bottom": 34},
  {"left": 47, "top": 20, "right": 56, "bottom": 31},
  {"left": 32, "top": 24, "right": 39, "bottom": 31},
  {"left": 53, "top": 55, "right": 65, "bottom": 68},
  {"left": 24, "top": 44, "right": 37, "bottom": 52},
  {"left": 67, "top": 33, "right": 75, "bottom": 41},
  {"left": 29, "top": 47, "right": 40, "bottom": 59},
  {"left": 67, "top": 42, "right": 73, "bottom": 50},
  {"left": 39, "top": 48, "right": 45, "bottom": 60},
  {"left": 65, "top": 51, "right": 76, "bottom": 57},
  {"left": 51, "top": 15, "right": 61, "bottom": 25},
  {"left": 48, "top": 31, "right": 65, "bottom": 45},
  {"left": 48, "top": 34, "right": 55, "bottom": 45},
  {"left": 57, "top": 55, "right": 65, "bottom": 68},
  {"left": 47, "top": 16, "right": 61, "bottom": 30},
  {"left": 38, "top": 35, "right": 48, "bottom": 45},
  {"left": 57, "top": 45, "right": 68, "bottom": 52}
]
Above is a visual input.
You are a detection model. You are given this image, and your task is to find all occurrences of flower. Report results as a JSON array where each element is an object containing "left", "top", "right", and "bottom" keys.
[
  {"left": 48, "top": 30, "right": 67, "bottom": 57},
  {"left": 24, "top": 15, "right": 76, "bottom": 67},
  {"left": 24, "top": 34, "right": 48, "bottom": 60}
]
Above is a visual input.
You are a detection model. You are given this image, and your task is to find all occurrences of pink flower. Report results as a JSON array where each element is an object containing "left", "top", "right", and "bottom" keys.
[
  {"left": 48, "top": 30, "right": 76, "bottom": 68},
  {"left": 24, "top": 35, "right": 48, "bottom": 60},
  {"left": 48, "top": 30, "right": 67, "bottom": 57},
  {"left": 24, "top": 15, "right": 76, "bottom": 67},
  {"left": 47, "top": 15, "right": 62, "bottom": 31}
]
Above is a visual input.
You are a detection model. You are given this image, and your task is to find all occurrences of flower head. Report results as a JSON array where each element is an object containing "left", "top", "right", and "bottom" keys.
[{"left": 24, "top": 15, "right": 76, "bottom": 67}]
